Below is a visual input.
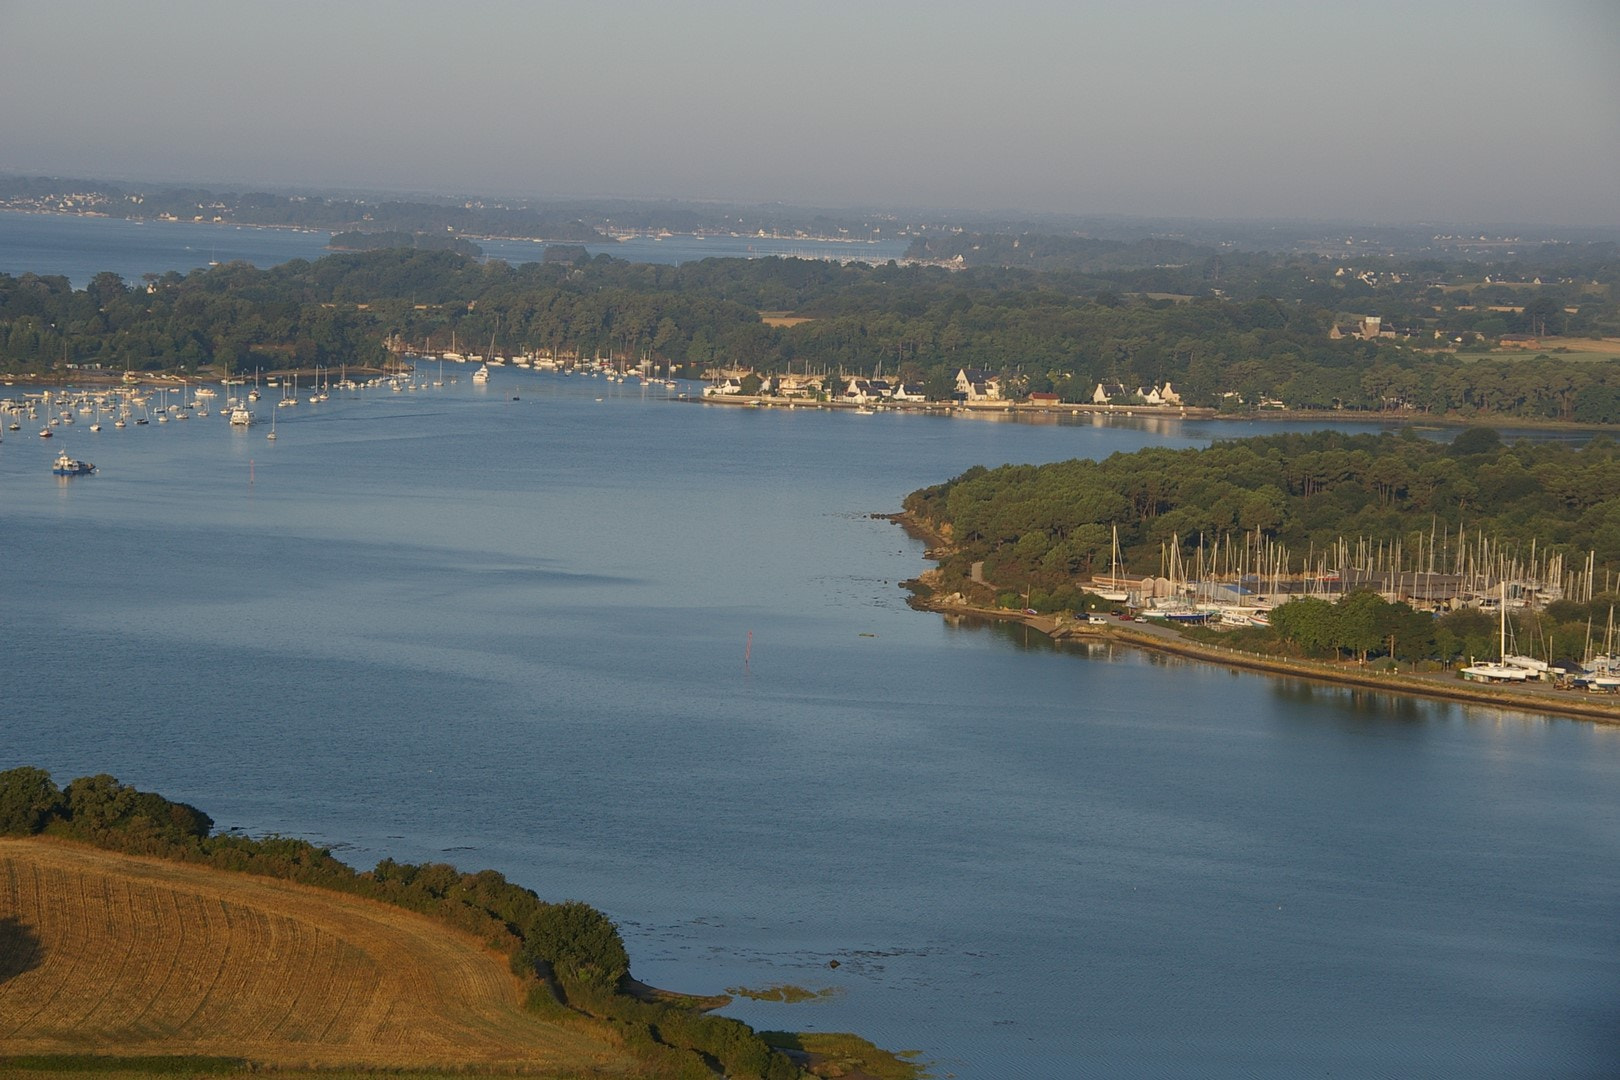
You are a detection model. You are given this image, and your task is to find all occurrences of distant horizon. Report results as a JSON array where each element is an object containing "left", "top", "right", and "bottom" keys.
[
  {"left": 3, "top": 2, "right": 1615, "bottom": 230},
  {"left": 4, "top": 168, "right": 1619, "bottom": 238}
]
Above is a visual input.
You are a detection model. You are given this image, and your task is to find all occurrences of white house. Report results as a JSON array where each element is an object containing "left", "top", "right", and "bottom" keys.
[
  {"left": 702, "top": 377, "right": 747, "bottom": 397},
  {"left": 775, "top": 373, "right": 823, "bottom": 398},
  {"left": 956, "top": 368, "right": 1002, "bottom": 401}
]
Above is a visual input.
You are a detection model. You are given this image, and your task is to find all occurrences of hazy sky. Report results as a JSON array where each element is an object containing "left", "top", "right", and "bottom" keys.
[{"left": 4, "top": 0, "right": 1618, "bottom": 225}]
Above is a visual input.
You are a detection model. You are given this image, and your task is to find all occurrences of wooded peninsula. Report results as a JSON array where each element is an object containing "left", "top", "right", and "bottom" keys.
[{"left": 899, "top": 428, "right": 1620, "bottom": 692}]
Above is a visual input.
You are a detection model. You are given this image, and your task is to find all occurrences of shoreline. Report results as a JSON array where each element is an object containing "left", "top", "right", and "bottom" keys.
[
  {"left": 886, "top": 511, "right": 1620, "bottom": 726},
  {"left": 685, "top": 393, "right": 1218, "bottom": 419},
  {"left": 16, "top": 369, "right": 1620, "bottom": 434},
  {"left": 911, "top": 595, "right": 1620, "bottom": 725},
  {"left": 3, "top": 366, "right": 396, "bottom": 389},
  {"left": 682, "top": 391, "right": 1620, "bottom": 432}
]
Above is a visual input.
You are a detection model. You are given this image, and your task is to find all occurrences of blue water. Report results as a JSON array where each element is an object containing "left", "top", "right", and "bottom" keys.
[
  {"left": 0, "top": 212, "right": 909, "bottom": 288},
  {"left": 3, "top": 371, "right": 1617, "bottom": 1078},
  {"left": 0, "top": 212, "right": 334, "bottom": 287}
]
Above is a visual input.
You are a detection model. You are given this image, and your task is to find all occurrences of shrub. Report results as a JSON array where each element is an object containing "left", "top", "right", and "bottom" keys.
[{"left": 0, "top": 766, "right": 66, "bottom": 835}]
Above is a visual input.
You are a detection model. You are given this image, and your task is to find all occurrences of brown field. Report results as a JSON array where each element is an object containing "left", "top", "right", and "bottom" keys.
[
  {"left": 1456, "top": 336, "right": 1620, "bottom": 363},
  {"left": 758, "top": 312, "right": 814, "bottom": 327},
  {"left": 0, "top": 838, "right": 637, "bottom": 1072},
  {"left": 1536, "top": 336, "right": 1620, "bottom": 354}
]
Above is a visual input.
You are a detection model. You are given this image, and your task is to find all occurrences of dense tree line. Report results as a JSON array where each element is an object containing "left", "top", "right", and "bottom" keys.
[
  {"left": 3, "top": 245, "right": 1619, "bottom": 423},
  {"left": 908, "top": 229, "right": 1620, "bottom": 316},
  {"left": 905, "top": 428, "right": 1620, "bottom": 577},
  {"left": 1202, "top": 589, "right": 1607, "bottom": 672},
  {"left": 328, "top": 230, "right": 483, "bottom": 256},
  {"left": 0, "top": 767, "right": 813, "bottom": 1080}
]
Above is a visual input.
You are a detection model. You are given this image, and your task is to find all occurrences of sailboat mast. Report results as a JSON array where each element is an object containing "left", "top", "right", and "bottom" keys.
[{"left": 1500, "top": 580, "right": 1507, "bottom": 661}]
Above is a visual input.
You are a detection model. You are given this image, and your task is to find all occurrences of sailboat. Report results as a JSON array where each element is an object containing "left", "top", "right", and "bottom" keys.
[
  {"left": 1094, "top": 525, "right": 1132, "bottom": 603},
  {"left": 1461, "top": 582, "right": 1532, "bottom": 682},
  {"left": 266, "top": 408, "right": 278, "bottom": 440}
]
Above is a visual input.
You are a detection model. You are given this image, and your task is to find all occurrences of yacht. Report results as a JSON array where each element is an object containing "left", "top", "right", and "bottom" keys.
[{"left": 51, "top": 450, "right": 96, "bottom": 476}]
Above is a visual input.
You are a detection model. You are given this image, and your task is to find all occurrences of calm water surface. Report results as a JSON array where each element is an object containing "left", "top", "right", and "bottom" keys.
[
  {"left": 0, "top": 212, "right": 908, "bottom": 288},
  {"left": 4, "top": 372, "right": 1616, "bottom": 1077}
]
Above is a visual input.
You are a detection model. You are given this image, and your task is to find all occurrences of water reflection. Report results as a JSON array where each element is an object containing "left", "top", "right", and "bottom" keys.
[
  {"left": 1269, "top": 678, "right": 1435, "bottom": 727},
  {"left": 941, "top": 611, "right": 1565, "bottom": 736}
]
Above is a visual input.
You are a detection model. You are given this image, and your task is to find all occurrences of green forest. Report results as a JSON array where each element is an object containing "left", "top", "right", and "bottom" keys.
[
  {"left": 4, "top": 241, "right": 1620, "bottom": 422},
  {"left": 0, "top": 221, "right": 1613, "bottom": 420},
  {"left": 900, "top": 429, "right": 1620, "bottom": 669},
  {"left": 328, "top": 230, "right": 484, "bottom": 256}
]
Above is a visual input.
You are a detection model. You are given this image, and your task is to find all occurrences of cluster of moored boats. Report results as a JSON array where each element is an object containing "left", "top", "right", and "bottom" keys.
[
  {"left": 0, "top": 365, "right": 446, "bottom": 468},
  {"left": 0, "top": 365, "right": 444, "bottom": 450},
  {"left": 5, "top": 358, "right": 682, "bottom": 476},
  {"left": 432, "top": 348, "right": 681, "bottom": 388}
]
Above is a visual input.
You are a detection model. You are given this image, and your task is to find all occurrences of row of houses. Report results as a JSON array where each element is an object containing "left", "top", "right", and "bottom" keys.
[
  {"left": 702, "top": 368, "right": 1192, "bottom": 408},
  {"left": 963, "top": 371, "right": 1188, "bottom": 408},
  {"left": 703, "top": 372, "right": 927, "bottom": 402},
  {"left": 1090, "top": 382, "right": 1183, "bottom": 406}
]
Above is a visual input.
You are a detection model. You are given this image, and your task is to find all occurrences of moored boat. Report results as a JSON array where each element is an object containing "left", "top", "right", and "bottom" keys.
[
  {"left": 51, "top": 450, "right": 96, "bottom": 476},
  {"left": 1461, "top": 582, "right": 1534, "bottom": 683}
]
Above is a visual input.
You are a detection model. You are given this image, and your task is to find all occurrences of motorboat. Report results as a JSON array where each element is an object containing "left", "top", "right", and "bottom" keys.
[{"left": 51, "top": 450, "right": 96, "bottom": 476}]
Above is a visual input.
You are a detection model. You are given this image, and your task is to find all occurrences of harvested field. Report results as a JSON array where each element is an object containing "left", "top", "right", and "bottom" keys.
[
  {"left": 1461, "top": 337, "right": 1620, "bottom": 362},
  {"left": 1538, "top": 336, "right": 1620, "bottom": 354},
  {"left": 0, "top": 838, "right": 636, "bottom": 1072}
]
